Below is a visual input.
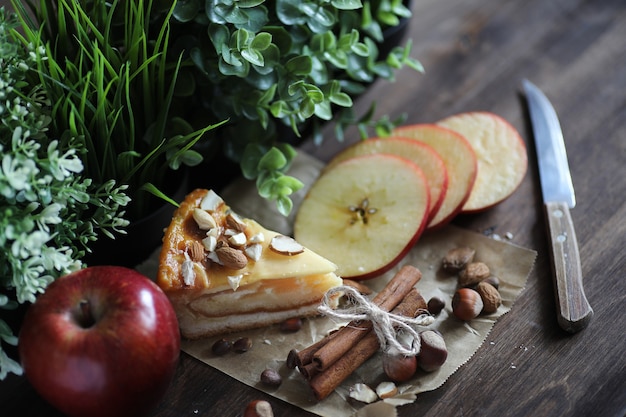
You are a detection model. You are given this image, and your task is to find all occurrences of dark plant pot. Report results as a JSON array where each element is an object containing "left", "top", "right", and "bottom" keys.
[
  {"left": 84, "top": 173, "right": 189, "bottom": 268},
  {"left": 379, "top": 3, "right": 413, "bottom": 58}
]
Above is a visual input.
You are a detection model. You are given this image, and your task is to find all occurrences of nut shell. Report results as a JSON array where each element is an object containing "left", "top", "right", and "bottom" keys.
[
  {"left": 458, "top": 261, "right": 490, "bottom": 287},
  {"left": 442, "top": 247, "right": 476, "bottom": 273},
  {"left": 476, "top": 281, "right": 502, "bottom": 313}
]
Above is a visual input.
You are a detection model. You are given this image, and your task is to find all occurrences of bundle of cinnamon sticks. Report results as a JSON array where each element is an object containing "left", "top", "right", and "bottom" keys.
[{"left": 287, "top": 265, "right": 428, "bottom": 401}]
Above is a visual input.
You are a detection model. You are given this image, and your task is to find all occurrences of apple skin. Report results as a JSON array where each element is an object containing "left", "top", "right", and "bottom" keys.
[{"left": 18, "top": 266, "right": 181, "bottom": 417}]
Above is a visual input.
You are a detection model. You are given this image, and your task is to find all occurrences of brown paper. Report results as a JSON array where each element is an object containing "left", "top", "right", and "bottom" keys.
[{"left": 137, "top": 152, "right": 537, "bottom": 417}]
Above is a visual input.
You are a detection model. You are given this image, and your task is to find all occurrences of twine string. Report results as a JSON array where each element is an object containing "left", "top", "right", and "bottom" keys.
[{"left": 318, "top": 285, "right": 435, "bottom": 356}]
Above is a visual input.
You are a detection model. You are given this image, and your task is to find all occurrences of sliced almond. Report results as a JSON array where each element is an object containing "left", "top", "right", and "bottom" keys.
[
  {"left": 375, "top": 381, "right": 398, "bottom": 399},
  {"left": 269, "top": 235, "right": 304, "bottom": 255},
  {"left": 244, "top": 243, "right": 263, "bottom": 261},
  {"left": 215, "top": 246, "right": 248, "bottom": 269},
  {"left": 200, "top": 189, "right": 223, "bottom": 212},
  {"left": 192, "top": 208, "right": 217, "bottom": 230}
]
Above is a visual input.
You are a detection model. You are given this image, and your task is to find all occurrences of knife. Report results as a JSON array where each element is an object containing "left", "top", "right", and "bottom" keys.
[{"left": 522, "top": 79, "right": 593, "bottom": 333}]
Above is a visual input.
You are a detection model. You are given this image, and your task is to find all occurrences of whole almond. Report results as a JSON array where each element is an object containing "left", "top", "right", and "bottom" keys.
[
  {"left": 215, "top": 246, "right": 248, "bottom": 269},
  {"left": 476, "top": 281, "right": 502, "bottom": 313},
  {"left": 187, "top": 241, "right": 205, "bottom": 262},
  {"left": 458, "top": 261, "right": 490, "bottom": 287},
  {"left": 442, "top": 247, "right": 476, "bottom": 273}
]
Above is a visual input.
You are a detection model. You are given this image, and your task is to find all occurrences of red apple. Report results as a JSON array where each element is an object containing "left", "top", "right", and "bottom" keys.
[
  {"left": 437, "top": 111, "right": 528, "bottom": 213},
  {"left": 294, "top": 153, "right": 430, "bottom": 280},
  {"left": 18, "top": 266, "right": 181, "bottom": 417},
  {"left": 393, "top": 124, "right": 478, "bottom": 230},
  {"left": 324, "top": 137, "right": 449, "bottom": 224}
]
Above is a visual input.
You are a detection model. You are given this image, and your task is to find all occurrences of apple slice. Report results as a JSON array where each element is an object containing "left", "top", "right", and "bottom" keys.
[
  {"left": 392, "top": 124, "right": 478, "bottom": 230},
  {"left": 324, "top": 137, "right": 448, "bottom": 223},
  {"left": 294, "top": 153, "right": 430, "bottom": 280},
  {"left": 437, "top": 111, "right": 528, "bottom": 213}
]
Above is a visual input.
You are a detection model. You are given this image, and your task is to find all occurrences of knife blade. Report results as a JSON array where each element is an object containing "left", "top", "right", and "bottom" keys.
[{"left": 522, "top": 79, "right": 593, "bottom": 333}]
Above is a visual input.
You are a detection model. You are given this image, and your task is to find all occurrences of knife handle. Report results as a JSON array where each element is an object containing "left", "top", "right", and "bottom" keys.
[{"left": 544, "top": 201, "right": 593, "bottom": 333}]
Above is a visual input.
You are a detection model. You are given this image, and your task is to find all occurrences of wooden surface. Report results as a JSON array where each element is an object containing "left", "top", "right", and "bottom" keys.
[{"left": 2, "top": 0, "right": 625, "bottom": 416}]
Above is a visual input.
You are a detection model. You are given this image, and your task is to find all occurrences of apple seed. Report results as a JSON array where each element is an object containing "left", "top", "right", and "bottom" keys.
[{"left": 348, "top": 197, "right": 378, "bottom": 225}]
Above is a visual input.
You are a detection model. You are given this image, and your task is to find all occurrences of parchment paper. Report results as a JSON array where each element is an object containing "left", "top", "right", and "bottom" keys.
[{"left": 137, "top": 152, "right": 537, "bottom": 417}]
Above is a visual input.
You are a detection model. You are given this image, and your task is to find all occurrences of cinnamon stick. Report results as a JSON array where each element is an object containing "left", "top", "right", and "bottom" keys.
[
  {"left": 309, "top": 288, "right": 427, "bottom": 401},
  {"left": 312, "top": 265, "right": 422, "bottom": 371},
  {"left": 288, "top": 329, "right": 340, "bottom": 369}
]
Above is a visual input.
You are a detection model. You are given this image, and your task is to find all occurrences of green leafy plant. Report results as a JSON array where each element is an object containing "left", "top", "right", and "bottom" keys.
[
  {"left": 161, "top": 0, "right": 423, "bottom": 214},
  {"left": 11, "top": 0, "right": 226, "bottom": 219},
  {"left": 0, "top": 8, "right": 129, "bottom": 379}
]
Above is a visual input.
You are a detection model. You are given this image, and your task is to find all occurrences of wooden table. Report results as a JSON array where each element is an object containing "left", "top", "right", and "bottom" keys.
[{"left": 2, "top": 0, "right": 625, "bottom": 415}]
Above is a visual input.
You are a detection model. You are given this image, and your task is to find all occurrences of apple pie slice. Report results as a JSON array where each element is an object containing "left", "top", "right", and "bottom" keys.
[{"left": 157, "top": 189, "right": 343, "bottom": 339}]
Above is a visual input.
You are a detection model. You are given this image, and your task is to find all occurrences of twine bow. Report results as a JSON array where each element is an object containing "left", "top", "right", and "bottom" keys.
[{"left": 318, "top": 285, "right": 435, "bottom": 356}]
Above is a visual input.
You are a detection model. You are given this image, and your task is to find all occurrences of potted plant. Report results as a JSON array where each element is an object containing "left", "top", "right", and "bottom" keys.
[
  {"left": 9, "top": 0, "right": 226, "bottom": 265},
  {"left": 0, "top": 8, "right": 129, "bottom": 378},
  {"left": 160, "top": 0, "right": 423, "bottom": 214}
]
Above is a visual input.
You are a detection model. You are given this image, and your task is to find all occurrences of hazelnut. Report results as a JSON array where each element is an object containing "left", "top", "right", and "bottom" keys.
[
  {"left": 427, "top": 296, "right": 446, "bottom": 315},
  {"left": 458, "top": 261, "right": 490, "bottom": 287},
  {"left": 232, "top": 337, "right": 252, "bottom": 353},
  {"left": 244, "top": 400, "right": 274, "bottom": 417},
  {"left": 452, "top": 288, "right": 483, "bottom": 321},
  {"left": 442, "top": 247, "right": 476, "bottom": 273},
  {"left": 260, "top": 368, "right": 282, "bottom": 387},
  {"left": 476, "top": 281, "right": 502, "bottom": 314},
  {"left": 382, "top": 353, "right": 417, "bottom": 382},
  {"left": 280, "top": 317, "right": 303, "bottom": 332},
  {"left": 418, "top": 330, "right": 448, "bottom": 372},
  {"left": 211, "top": 338, "right": 231, "bottom": 356}
]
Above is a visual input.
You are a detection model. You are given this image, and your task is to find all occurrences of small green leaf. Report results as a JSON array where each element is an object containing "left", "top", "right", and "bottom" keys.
[
  {"left": 351, "top": 42, "right": 369, "bottom": 57},
  {"left": 208, "top": 23, "right": 230, "bottom": 53},
  {"left": 173, "top": 0, "right": 201, "bottom": 22},
  {"left": 258, "top": 147, "right": 287, "bottom": 171},
  {"left": 314, "top": 100, "right": 332, "bottom": 120},
  {"left": 331, "top": 0, "right": 363, "bottom": 10},
  {"left": 237, "top": 0, "right": 265, "bottom": 8},
  {"left": 241, "top": 144, "right": 265, "bottom": 179},
  {"left": 276, "top": 174, "right": 303, "bottom": 192},
  {"left": 330, "top": 91, "right": 352, "bottom": 107},
  {"left": 285, "top": 55, "right": 312, "bottom": 76},
  {"left": 299, "top": 97, "right": 316, "bottom": 118},
  {"left": 250, "top": 32, "right": 272, "bottom": 50},
  {"left": 276, "top": 196, "right": 293, "bottom": 216},
  {"left": 270, "top": 100, "right": 288, "bottom": 118},
  {"left": 241, "top": 48, "right": 264, "bottom": 66}
]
